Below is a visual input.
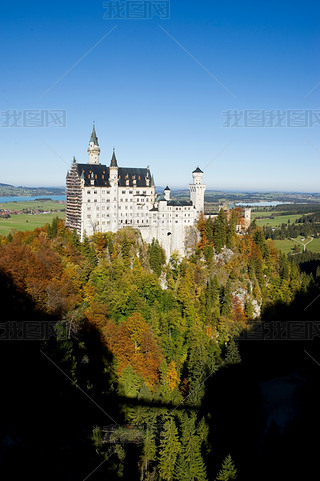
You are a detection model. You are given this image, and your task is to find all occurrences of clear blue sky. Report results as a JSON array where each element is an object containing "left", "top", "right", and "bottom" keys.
[{"left": 1, "top": 0, "right": 320, "bottom": 191}]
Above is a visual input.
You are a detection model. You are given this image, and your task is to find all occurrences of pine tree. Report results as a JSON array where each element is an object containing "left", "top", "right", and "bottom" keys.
[
  {"left": 215, "top": 454, "right": 238, "bottom": 481},
  {"left": 226, "top": 211, "right": 237, "bottom": 249},
  {"left": 225, "top": 340, "right": 241, "bottom": 365},
  {"left": 221, "top": 280, "right": 232, "bottom": 317},
  {"left": 141, "top": 426, "right": 157, "bottom": 479},
  {"left": 158, "top": 417, "right": 181, "bottom": 481},
  {"left": 70, "top": 228, "right": 80, "bottom": 248},
  {"left": 175, "top": 413, "right": 208, "bottom": 480},
  {"left": 245, "top": 299, "right": 254, "bottom": 319},
  {"left": 47, "top": 216, "right": 60, "bottom": 239},
  {"left": 81, "top": 234, "right": 97, "bottom": 266},
  {"left": 148, "top": 238, "right": 166, "bottom": 276},
  {"left": 213, "top": 209, "right": 227, "bottom": 253}
]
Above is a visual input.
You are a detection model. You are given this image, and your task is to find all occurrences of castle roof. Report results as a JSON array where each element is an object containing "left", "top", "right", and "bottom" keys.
[
  {"left": 167, "top": 199, "right": 193, "bottom": 207},
  {"left": 192, "top": 167, "right": 203, "bottom": 173},
  {"left": 75, "top": 163, "right": 152, "bottom": 188}
]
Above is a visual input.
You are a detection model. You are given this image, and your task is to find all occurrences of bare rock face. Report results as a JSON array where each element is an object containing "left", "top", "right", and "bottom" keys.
[{"left": 213, "top": 247, "right": 234, "bottom": 264}]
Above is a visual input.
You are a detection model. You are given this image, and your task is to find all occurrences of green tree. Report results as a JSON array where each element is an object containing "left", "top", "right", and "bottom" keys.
[
  {"left": 245, "top": 299, "right": 254, "bottom": 319},
  {"left": 81, "top": 234, "right": 97, "bottom": 266},
  {"left": 140, "top": 426, "right": 157, "bottom": 479},
  {"left": 221, "top": 280, "right": 232, "bottom": 317},
  {"left": 215, "top": 454, "right": 238, "bottom": 481},
  {"left": 226, "top": 211, "right": 237, "bottom": 249},
  {"left": 148, "top": 238, "right": 166, "bottom": 276},
  {"left": 225, "top": 340, "right": 241, "bottom": 365},
  {"left": 47, "top": 216, "right": 60, "bottom": 239},
  {"left": 175, "top": 413, "right": 207, "bottom": 480},
  {"left": 213, "top": 209, "right": 227, "bottom": 253},
  {"left": 158, "top": 417, "right": 181, "bottom": 481}
]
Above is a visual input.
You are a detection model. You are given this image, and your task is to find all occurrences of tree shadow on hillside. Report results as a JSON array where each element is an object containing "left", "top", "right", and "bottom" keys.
[
  {"left": 0, "top": 268, "right": 139, "bottom": 481},
  {"left": 202, "top": 282, "right": 320, "bottom": 481}
]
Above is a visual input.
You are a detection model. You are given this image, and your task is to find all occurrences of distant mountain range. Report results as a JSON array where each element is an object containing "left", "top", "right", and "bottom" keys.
[{"left": 0, "top": 183, "right": 65, "bottom": 196}]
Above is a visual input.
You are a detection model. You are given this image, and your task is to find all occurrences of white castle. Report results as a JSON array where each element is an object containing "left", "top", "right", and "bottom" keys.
[{"left": 66, "top": 126, "right": 206, "bottom": 257}]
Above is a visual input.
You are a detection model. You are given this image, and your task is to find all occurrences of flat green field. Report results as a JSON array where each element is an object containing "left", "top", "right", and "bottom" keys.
[
  {"left": 254, "top": 214, "right": 303, "bottom": 228},
  {"left": 0, "top": 212, "right": 65, "bottom": 236},
  {"left": 0, "top": 200, "right": 65, "bottom": 211},
  {"left": 274, "top": 236, "right": 320, "bottom": 254},
  {"left": 251, "top": 211, "right": 284, "bottom": 219}
]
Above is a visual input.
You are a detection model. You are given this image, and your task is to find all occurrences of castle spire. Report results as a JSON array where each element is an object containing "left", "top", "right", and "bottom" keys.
[
  {"left": 90, "top": 123, "right": 99, "bottom": 146},
  {"left": 87, "top": 124, "right": 101, "bottom": 164},
  {"left": 110, "top": 147, "right": 118, "bottom": 167}
]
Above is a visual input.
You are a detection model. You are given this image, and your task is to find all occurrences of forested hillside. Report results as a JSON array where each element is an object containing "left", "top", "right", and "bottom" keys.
[{"left": 0, "top": 213, "right": 315, "bottom": 480}]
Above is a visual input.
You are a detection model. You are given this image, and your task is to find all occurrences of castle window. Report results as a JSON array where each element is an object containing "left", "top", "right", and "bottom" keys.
[
  {"left": 94, "top": 199, "right": 97, "bottom": 203},
  {"left": 87, "top": 206, "right": 91, "bottom": 211},
  {"left": 94, "top": 190, "right": 97, "bottom": 194},
  {"left": 102, "top": 190, "right": 105, "bottom": 194},
  {"left": 87, "top": 214, "right": 91, "bottom": 218},
  {"left": 102, "top": 221, "right": 105, "bottom": 225},
  {"left": 87, "top": 190, "right": 91, "bottom": 194},
  {"left": 143, "top": 191, "right": 146, "bottom": 194},
  {"left": 129, "top": 191, "right": 133, "bottom": 194},
  {"left": 88, "top": 199, "right": 91, "bottom": 203},
  {"left": 122, "top": 191, "right": 125, "bottom": 194}
]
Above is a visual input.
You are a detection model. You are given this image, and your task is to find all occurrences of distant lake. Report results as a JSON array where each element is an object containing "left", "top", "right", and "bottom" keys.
[
  {"left": 0, "top": 195, "right": 66, "bottom": 203},
  {"left": 235, "top": 201, "right": 292, "bottom": 207}
]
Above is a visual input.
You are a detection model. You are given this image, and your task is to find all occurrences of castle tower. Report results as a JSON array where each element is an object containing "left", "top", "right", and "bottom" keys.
[
  {"left": 164, "top": 186, "right": 170, "bottom": 201},
  {"left": 87, "top": 124, "right": 101, "bottom": 164},
  {"left": 244, "top": 207, "right": 251, "bottom": 231},
  {"left": 109, "top": 148, "right": 119, "bottom": 231},
  {"left": 109, "top": 147, "right": 118, "bottom": 182},
  {"left": 189, "top": 167, "right": 206, "bottom": 214}
]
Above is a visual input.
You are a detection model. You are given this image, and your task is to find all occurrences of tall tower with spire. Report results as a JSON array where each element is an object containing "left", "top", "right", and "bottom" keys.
[
  {"left": 189, "top": 167, "right": 206, "bottom": 214},
  {"left": 109, "top": 147, "right": 118, "bottom": 182},
  {"left": 87, "top": 123, "right": 101, "bottom": 164}
]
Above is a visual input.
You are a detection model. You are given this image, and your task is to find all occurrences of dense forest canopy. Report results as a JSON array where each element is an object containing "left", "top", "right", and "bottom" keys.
[{"left": 0, "top": 214, "right": 316, "bottom": 480}]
